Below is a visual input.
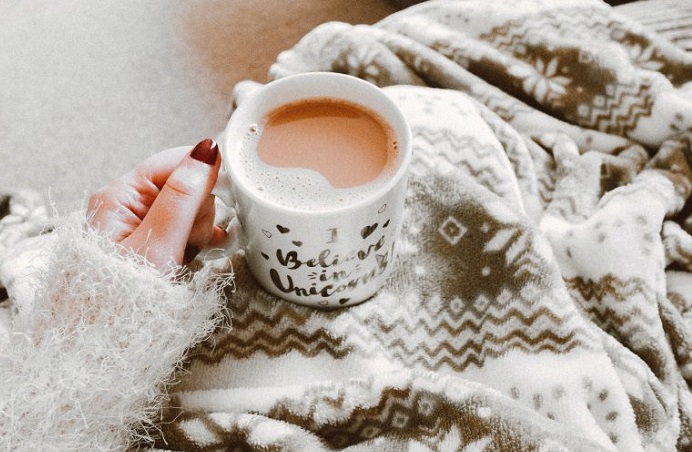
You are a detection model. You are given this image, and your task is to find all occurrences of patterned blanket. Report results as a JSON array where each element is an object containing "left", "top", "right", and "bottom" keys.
[{"left": 2, "top": 0, "right": 691, "bottom": 450}]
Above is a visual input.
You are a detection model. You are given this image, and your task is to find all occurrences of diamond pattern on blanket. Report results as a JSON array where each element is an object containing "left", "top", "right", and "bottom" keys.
[
  {"left": 162, "top": 85, "right": 647, "bottom": 451},
  {"left": 156, "top": 0, "right": 692, "bottom": 450}
]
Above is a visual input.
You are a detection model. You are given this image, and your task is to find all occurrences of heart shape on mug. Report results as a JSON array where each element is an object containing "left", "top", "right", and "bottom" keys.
[{"left": 360, "top": 223, "right": 378, "bottom": 239}]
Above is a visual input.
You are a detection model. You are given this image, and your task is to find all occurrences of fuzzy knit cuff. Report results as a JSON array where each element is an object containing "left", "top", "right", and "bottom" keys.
[{"left": 0, "top": 213, "right": 232, "bottom": 451}]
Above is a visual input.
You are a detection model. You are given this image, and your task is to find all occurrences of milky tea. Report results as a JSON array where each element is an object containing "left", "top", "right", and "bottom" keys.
[
  {"left": 221, "top": 72, "right": 411, "bottom": 308},
  {"left": 240, "top": 97, "right": 399, "bottom": 211}
]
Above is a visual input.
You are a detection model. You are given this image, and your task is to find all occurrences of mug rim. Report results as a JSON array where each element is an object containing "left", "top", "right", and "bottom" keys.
[{"left": 221, "top": 72, "right": 412, "bottom": 217}]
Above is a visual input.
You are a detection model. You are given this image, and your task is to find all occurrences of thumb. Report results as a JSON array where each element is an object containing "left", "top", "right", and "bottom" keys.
[{"left": 124, "top": 139, "right": 221, "bottom": 269}]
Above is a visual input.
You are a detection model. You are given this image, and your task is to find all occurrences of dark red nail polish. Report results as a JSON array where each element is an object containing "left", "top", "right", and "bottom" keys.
[{"left": 190, "top": 138, "right": 218, "bottom": 165}]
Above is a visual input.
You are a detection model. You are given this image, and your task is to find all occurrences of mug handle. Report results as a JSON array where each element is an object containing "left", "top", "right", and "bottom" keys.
[
  {"left": 195, "top": 81, "right": 263, "bottom": 262},
  {"left": 196, "top": 149, "right": 243, "bottom": 261}
]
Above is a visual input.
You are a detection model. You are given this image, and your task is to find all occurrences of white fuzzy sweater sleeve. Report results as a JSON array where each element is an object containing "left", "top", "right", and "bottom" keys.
[{"left": 0, "top": 214, "right": 230, "bottom": 451}]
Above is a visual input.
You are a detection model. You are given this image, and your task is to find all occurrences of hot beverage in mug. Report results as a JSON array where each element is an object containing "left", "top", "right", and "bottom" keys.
[
  {"left": 213, "top": 72, "right": 411, "bottom": 308},
  {"left": 257, "top": 97, "right": 397, "bottom": 190}
]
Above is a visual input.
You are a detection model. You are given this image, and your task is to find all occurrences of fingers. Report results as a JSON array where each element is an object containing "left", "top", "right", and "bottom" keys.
[
  {"left": 122, "top": 139, "right": 221, "bottom": 269},
  {"left": 187, "top": 194, "right": 216, "bottom": 249},
  {"left": 187, "top": 195, "right": 226, "bottom": 244},
  {"left": 88, "top": 180, "right": 147, "bottom": 242},
  {"left": 184, "top": 194, "right": 229, "bottom": 261},
  {"left": 87, "top": 146, "right": 191, "bottom": 238}
]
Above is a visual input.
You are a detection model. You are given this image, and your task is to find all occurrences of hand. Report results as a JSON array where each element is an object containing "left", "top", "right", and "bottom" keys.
[{"left": 88, "top": 139, "right": 228, "bottom": 270}]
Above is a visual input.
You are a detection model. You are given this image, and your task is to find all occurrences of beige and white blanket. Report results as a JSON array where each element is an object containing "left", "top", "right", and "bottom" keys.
[
  {"left": 2, "top": 0, "right": 691, "bottom": 450},
  {"left": 156, "top": 1, "right": 692, "bottom": 450}
]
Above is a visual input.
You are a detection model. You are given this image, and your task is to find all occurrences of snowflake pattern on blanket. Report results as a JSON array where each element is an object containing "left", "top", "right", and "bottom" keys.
[
  {"left": 0, "top": 0, "right": 672, "bottom": 451},
  {"left": 150, "top": 1, "right": 692, "bottom": 450}
]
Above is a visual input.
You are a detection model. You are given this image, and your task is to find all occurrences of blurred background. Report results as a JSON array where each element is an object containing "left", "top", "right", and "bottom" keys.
[{"left": 0, "top": 0, "right": 398, "bottom": 212}]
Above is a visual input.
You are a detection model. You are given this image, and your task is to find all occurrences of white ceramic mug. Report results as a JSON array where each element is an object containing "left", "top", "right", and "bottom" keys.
[{"left": 209, "top": 72, "right": 411, "bottom": 308}]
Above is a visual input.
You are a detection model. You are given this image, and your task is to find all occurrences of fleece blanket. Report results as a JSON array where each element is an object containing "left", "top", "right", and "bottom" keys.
[
  {"left": 2, "top": 0, "right": 691, "bottom": 451},
  {"left": 148, "top": 1, "right": 692, "bottom": 450}
]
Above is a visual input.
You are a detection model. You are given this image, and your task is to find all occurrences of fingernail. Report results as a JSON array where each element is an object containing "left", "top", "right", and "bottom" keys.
[
  {"left": 190, "top": 138, "right": 218, "bottom": 166},
  {"left": 184, "top": 245, "right": 200, "bottom": 264}
]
